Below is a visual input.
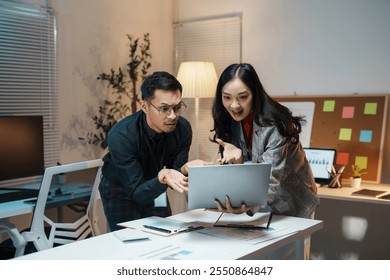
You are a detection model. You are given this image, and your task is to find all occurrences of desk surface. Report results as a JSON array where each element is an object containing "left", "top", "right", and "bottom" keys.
[
  {"left": 16, "top": 209, "right": 323, "bottom": 260},
  {"left": 317, "top": 182, "right": 390, "bottom": 205},
  {"left": 0, "top": 184, "right": 92, "bottom": 220}
]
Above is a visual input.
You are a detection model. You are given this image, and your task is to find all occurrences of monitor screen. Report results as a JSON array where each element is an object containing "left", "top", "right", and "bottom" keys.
[
  {"left": 0, "top": 116, "right": 45, "bottom": 181},
  {"left": 303, "top": 148, "right": 336, "bottom": 183}
]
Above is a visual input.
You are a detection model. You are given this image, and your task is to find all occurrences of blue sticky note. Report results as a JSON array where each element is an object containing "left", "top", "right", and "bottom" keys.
[{"left": 359, "top": 130, "right": 372, "bottom": 143}]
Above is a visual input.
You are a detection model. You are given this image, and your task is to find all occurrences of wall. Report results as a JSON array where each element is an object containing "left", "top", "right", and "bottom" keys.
[
  {"left": 176, "top": 0, "right": 390, "bottom": 94},
  {"left": 175, "top": 0, "right": 390, "bottom": 183},
  {"left": 51, "top": 0, "right": 174, "bottom": 163}
]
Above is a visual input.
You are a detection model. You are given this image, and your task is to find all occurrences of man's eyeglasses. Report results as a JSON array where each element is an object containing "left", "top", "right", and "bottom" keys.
[{"left": 146, "top": 100, "right": 187, "bottom": 117}]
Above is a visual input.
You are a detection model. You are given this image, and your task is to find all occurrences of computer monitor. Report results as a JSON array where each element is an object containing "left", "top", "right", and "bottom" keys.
[
  {"left": 303, "top": 148, "right": 336, "bottom": 185},
  {"left": 0, "top": 115, "right": 45, "bottom": 181}
]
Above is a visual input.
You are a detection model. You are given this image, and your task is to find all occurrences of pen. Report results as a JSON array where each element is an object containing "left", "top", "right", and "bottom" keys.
[
  {"left": 266, "top": 213, "right": 273, "bottom": 229},
  {"left": 219, "top": 145, "right": 224, "bottom": 160},
  {"left": 143, "top": 225, "right": 171, "bottom": 234},
  {"left": 177, "top": 225, "right": 205, "bottom": 233},
  {"left": 337, "top": 166, "right": 345, "bottom": 174}
]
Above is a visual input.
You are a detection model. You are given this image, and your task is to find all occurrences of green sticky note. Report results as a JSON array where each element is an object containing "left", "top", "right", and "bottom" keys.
[
  {"left": 364, "top": 102, "right": 377, "bottom": 115},
  {"left": 323, "top": 100, "right": 335, "bottom": 112},
  {"left": 355, "top": 156, "right": 368, "bottom": 169},
  {"left": 339, "top": 128, "right": 352, "bottom": 141}
]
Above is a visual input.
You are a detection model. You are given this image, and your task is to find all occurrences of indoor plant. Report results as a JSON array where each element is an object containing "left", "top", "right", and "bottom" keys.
[
  {"left": 79, "top": 33, "right": 152, "bottom": 149},
  {"left": 349, "top": 164, "right": 367, "bottom": 188}
]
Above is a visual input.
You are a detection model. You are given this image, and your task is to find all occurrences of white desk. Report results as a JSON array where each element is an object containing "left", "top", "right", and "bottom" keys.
[
  {"left": 317, "top": 182, "right": 390, "bottom": 204},
  {"left": 15, "top": 209, "right": 323, "bottom": 260},
  {"left": 0, "top": 184, "right": 93, "bottom": 220}
]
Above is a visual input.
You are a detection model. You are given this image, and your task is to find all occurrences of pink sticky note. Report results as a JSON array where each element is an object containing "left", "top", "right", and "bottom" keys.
[{"left": 342, "top": 106, "right": 354, "bottom": 119}]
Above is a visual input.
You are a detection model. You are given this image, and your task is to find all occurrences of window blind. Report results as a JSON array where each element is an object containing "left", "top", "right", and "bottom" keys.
[
  {"left": 0, "top": 0, "right": 58, "bottom": 186},
  {"left": 174, "top": 15, "right": 242, "bottom": 161},
  {"left": 174, "top": 15, "right": 241, "bottom": 76}
]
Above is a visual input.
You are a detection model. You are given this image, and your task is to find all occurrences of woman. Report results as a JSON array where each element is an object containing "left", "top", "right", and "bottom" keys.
[{"left": 211, "top": 63, "right": 319, "bottom": 219}]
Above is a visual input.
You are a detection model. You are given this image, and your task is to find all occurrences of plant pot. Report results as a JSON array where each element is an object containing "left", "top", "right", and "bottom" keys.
[{"left": 350, "top": 177, "right": 362, "bottom": 188}]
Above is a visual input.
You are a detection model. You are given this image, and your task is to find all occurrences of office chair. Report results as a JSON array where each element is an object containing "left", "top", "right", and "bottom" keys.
[
  {"left": 0, "top": 222, "right": 27, "bottom": 258},
  {"left": 1, "top": 159, "right": 104, "bottom": 258},
  {"left": 86, "top": 164, "right": 108, "bottom": 236}
]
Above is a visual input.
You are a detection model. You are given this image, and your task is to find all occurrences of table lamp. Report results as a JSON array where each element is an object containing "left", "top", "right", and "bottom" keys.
[{"left": 177, "top": 61, "right": 218, "bottom": 159}]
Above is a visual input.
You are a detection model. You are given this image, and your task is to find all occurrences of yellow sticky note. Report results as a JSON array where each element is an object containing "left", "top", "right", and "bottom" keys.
[
  {"left": 355, "top": 156, "right": 368, "bottom": 169},
  {"left": 323, "top": 100, "right": 335, "bottom": 112},
  {"left": 339, "top": 128, "right": 352, "bottom": 141},
  {"left": 364, "top": 102, "right": 377, "bottom": 115}
]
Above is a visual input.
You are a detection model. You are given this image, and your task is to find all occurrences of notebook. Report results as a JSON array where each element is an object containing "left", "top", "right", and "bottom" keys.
[
  {"left": 187, "top": 163, "right": 271, "bottom": 209},
  {"left": 303, "top": 148, "right": 336, "bottom": 185},
  {"left": 352, "top": 188, "right": 386, "bottom": 198}
]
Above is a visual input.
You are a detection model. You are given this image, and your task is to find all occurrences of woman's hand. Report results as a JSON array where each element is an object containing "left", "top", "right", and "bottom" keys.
[
  {"left": 216, "top": 138, "right": 243, "bottom": 164},
  {"left": 207, "top": 196, "right": 252, "bottom": 215}
]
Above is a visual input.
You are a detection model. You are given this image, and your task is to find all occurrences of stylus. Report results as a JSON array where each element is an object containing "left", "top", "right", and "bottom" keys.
[{"left": 219, "top": 145, "right": 224, "bottom": 159}]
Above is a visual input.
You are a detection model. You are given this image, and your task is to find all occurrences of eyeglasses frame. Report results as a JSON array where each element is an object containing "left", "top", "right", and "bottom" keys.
[{"left": 145, "top": 100, "right": 187, "bottom": 118}]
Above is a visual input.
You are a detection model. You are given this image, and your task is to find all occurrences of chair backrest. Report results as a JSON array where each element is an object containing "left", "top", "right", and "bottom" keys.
[
  {"left": 21, "top": 159, "right": 103, "bottom": 252},
  {"left": 86, "top": 165, "right": 108, "bottom": 236}
]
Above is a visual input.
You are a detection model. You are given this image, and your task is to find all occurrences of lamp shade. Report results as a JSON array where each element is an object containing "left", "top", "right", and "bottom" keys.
[{"left": 176, "top": 61, "right": 218, "bottom": 98}]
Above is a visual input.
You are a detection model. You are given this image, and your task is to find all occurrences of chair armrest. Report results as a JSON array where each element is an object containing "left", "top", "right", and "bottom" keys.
[{"left": 0, "top": 222, "right": 27, "bottom": 257}]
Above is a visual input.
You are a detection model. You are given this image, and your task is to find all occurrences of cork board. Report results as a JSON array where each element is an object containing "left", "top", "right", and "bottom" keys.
[{"left": 275, "top": 94, "right": 388, "bottom": 183}]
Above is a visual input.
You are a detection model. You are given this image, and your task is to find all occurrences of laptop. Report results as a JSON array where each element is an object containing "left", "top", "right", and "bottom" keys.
[
  {"left": 303, "top": 148, "right": 336, "bottom": 185},
  {"left": 187, "top": 163, "right": 271, "bottom": 209}
]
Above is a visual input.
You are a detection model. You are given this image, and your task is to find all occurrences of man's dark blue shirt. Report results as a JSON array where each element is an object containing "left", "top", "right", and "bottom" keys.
[
  {"left": 99, "top": 110, "right": 192, "bottom": 229},
  {"left": 101, "top": 110, "right": 192, "bottom": 204}
]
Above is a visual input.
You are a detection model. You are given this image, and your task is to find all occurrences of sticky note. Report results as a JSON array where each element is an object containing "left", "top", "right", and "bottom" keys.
[
  {"left": 364, "top": 102, "right": 377, "bottom": 115},
  {"left": 339, "top": 128, "right": 352, "bottom": 141},
  {"left": 336, "top": 152, "right": 349, "bottom": 165},
  {"left": 342, "top": 106, "right": 355, "bottom": 119},
  {"left": 355, "top": 156, "right": 368, "bottom": 169},
  {"left": 359, "top": 130, "right": 372, "bottom": 143},
  {"left": 323, "top": 100, "right": 335, "bottom": 112}
]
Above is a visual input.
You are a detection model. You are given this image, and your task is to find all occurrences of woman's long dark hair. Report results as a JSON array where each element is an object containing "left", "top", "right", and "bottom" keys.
[{"left": 211, "top": 63, "right": 303, "bottom": 144}]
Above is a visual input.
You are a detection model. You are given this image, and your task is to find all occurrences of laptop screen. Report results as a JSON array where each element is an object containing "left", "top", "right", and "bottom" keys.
[{"left": 303, "top": 148, "right": 336, "bottom": 184}]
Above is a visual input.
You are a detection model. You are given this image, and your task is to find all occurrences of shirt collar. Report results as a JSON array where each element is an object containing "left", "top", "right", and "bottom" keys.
[
  {"left": 242, "top": 112, "right": 253, "bottom": 126},
  {"left": 142, "top": 112, "right": 164, "bottom": 140}
]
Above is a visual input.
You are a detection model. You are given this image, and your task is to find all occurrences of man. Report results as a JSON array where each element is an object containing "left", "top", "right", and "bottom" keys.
[{"left": 99, "top": 71, "right": 192, "bottom": 231}]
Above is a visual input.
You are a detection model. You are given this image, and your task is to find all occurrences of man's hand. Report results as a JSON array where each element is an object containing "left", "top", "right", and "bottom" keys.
[
  {"left": 216, "top": 139, "right": 243, "bottom": 164},
  {"left": 158, "top": 168, "right": 188, "bottom": 193},
  {"left": 180, "top": 159, "right": 216, "bottom": 176},
  {"left": 206, "top": 195, "right": 251, "bottom": 214}
]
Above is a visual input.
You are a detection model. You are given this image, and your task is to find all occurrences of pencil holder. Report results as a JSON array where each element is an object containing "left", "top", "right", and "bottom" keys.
[{"left": 328, "top": 173, "right": 341, "bottom": 188}]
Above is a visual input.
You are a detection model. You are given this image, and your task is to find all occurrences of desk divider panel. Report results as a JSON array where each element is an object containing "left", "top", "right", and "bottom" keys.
[{"left": 275, "top": 94, "right": 388, "bottom": 183}]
